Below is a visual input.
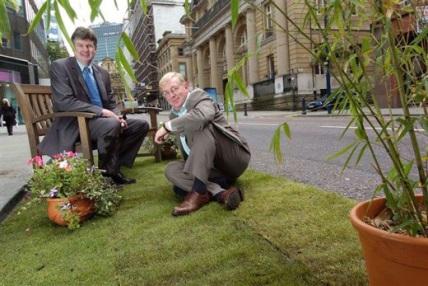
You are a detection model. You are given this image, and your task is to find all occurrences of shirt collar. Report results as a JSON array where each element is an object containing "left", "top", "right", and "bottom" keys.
[
  {"left": 171, "top": 92, "right": 190, "bottom": 116},
  {"left": 76, "top": 59, "right": 93, "bottom": 73}
]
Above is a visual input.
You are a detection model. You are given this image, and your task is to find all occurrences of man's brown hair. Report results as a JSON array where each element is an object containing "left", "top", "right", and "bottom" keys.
[{"left": 71, "top": 27, "right": 97, "bottom": 48}]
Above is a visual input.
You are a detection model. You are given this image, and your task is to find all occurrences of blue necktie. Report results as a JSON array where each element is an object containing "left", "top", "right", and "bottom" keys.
[{"left": 82, "top": 67, "right": 103, "bottom": 107}]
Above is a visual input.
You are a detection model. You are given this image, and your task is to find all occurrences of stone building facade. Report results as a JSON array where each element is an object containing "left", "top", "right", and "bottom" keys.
[
  {"left": 157, "top": 32, "right": 187, "bottom": 109},
  {"left": 180, "top": 0, "right": 371, "bottom": 110}
]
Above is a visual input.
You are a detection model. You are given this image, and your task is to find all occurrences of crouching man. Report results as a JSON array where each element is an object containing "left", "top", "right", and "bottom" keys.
[{"left": 154, "top": 72, "right": 251, "bottom": 216}]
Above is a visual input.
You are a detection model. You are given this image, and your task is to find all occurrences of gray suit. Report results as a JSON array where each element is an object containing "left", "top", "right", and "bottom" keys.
[
  {"left": 39, "top": 57, "right": 148, "bottom": 174},
  {"left": 165, "top": 88, "right": 251, "bottom": 195}
]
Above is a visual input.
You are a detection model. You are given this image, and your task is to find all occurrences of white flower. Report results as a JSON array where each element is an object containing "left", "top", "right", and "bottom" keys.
[
  {"left": 49, "top": 188, "right": 59, "bottom": 198},
  {"left": 58, "top": 160, "right": 69, "bottom": 169}
]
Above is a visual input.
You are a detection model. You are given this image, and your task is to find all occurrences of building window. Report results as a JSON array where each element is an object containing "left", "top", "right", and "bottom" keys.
[
  {"left": 313, "top": 63, "right": 324, "bottom": 75},
  {"left": 267, "top": 54, "right": 275, "bottom": 78},
  {"left": 179, "top": 63, "right": 187, "bottom": 78},
  {"left": 264, "top": 3, "right": 273, "bottom": 32},
  {"left": 178, "top": 48, "right": 184, "bottom": 56},
  {"left": 240, "top": 32, "right": 247, "bottom": 48},
  {"left": 13, "top": 32, "right": 21, "bottom": 50}
]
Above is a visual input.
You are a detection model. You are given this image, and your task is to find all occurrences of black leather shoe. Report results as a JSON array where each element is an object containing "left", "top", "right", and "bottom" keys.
[{"left": 103, "top": 172, "right": 136, "bottom": 185}]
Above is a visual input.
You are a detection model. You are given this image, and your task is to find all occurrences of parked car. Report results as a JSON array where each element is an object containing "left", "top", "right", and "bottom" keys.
[
  {"left": 306, "top": 95, "right": 333, "bottom": 111},
  {"left": 306, "top": 91, "right": 349, "bottom": 111}
]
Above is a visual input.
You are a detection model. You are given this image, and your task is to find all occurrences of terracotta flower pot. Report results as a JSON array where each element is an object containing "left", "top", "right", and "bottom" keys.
[
  {"left": 47, "top": 195, "right": 95, "bottom": 226},
  {"left": 349, "top": 196, "right": 428, "bottom": 285}
]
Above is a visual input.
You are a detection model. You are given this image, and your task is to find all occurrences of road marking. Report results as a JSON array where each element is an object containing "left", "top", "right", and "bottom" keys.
[
  {"left": 238, "top": 122, "right": 281, "bottom": 127},
  {"left": 320, "top": 125, "right": 424, "bottom": 132}
]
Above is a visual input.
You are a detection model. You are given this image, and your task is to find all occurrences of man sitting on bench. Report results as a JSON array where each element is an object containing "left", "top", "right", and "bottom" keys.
[{"left": 39, "top": 27, "right": 148, "bottom": 185}]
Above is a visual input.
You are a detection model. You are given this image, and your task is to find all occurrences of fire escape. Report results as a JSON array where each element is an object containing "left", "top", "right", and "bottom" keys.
[{"left": 132, "top": 5, "right": 159, "bottom": 103}]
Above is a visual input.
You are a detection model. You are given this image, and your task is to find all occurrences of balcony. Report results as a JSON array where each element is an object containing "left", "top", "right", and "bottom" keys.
[{"left": 193, "top": 0, "right": 230, "bottom": 34}]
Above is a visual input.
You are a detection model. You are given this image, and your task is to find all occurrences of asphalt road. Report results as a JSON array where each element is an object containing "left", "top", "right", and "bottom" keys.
[{"left": 236, "top": 114, "right": 427, "bottom": 201}]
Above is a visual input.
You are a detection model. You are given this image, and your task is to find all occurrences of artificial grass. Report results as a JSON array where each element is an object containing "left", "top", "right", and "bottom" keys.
[{"left": 0, "top": 158, "right": 367, "bottom": 285}]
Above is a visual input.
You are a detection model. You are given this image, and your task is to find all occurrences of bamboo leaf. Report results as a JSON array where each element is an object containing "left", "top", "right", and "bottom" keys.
[
  {"left": 53, "top": 1, "right": 73, "bottom": 49},
  {"left": 232, "top": 72, "right": 248, "bottom": 97},
  {"left": 57, "top": 0, "right": 77, "bottom": 22},
  {"left": 117, "top": 48, "right": 137, "bottom": 82},
  {"left": 0, "top": 0, "right": 11, "bottom": 36},
  {"left": 282, "top": 122, "right": 291, "bottom": 139},
  {"left": 184, "top": 0, "right": 191, "bottom": 16},
  {"left": 140, "top": 0, "right": 148, "bottom": 14},
  {"left": 26, "top": 0, "right": 48, "bottom": 35},
  {"left": 89, "top": 0, "right": 102, "bottom": 21},
  {"left": 45, "top": 0, "right": 51, "bottom": 32},
  {"left": 326, "top": 142, "right": 356, "bottom": 161},
  {"left": 231, "top": 0, "right": 239, "bottom": 28},
  {"left": 355, "top": 143, "right": 368, "bottom": 166},
  {"left": 341, "top": 142, "right": 359, "bottom": 173},
  {"left": 120, "top": 32, "right": 139, "bottom": 62},
  {"left": 269, "top": 125, "right": 284, "bottom": 164}
]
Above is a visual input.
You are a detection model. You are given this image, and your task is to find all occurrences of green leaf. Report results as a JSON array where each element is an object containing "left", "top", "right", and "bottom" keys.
[
  {"left": 326, "top": 142, "right": 356, "bottom": 161},
  {"left": 0, "top": 0, "right": 11, "bottom": 36},
  {"left": 89, "top": 0, "right": 102, "bottom": 21},
  {"left": 355, "top": 143, "right": 368, "bottom": 166},
  {"left": 269, "top": 125, "right": 284, "bottom": 164},
  {"left": 232, "top": 72, "right": 248, "bottom": 98},
  {"left": 184, "top": 0, "right": 191, "bottom": 16},
  {"left": 57, "top": 0, "right": 77, "bottom": 22},
  {"left": 26, "top": 1, "right": 48, "bottom": 35},
  {"left": 231, "top": 0, "right": 239, "bottom": 28},
  {"left": 140, "top": 0, "right": 148, "bottom": 14},
  {"left": 282, "top": 122, "right": 291, "bottom": 139},
  {"left": 53, "top": 1, "right": 73, "bottom": 50},
  {"left": 45, "top": 0, "right": 51, "bottom": 32},
  {"left": 269, "top": 122, "right": 291, "bottom": 164},
  {"left": 120, "top": 32, "right": 139, "bottom": 62},
  {"left": 116, "top": 48, "right": 137, "bottom": 82}
]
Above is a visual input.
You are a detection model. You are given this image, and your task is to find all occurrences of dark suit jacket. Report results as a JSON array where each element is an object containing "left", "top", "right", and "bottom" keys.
[
  {"left": 169, "top": 88, "right": 251, "bottom": 155},
  {"left": 39, "top": 57, "right": 119, "bottom": 155}
]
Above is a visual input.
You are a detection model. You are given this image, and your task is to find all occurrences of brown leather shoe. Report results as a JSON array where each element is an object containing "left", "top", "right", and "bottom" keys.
[
  {"left": 172, "top": 191, "right": 212, "bottom": 216},
  {"left": 218, "top": 186, "right": 244, "bottom": 210}
]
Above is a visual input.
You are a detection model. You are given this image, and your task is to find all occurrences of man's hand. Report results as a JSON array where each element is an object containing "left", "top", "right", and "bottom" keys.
[
  {"left": 154, "top": 126, "right": 169, "bottom": 144},
  {"left": 101, "top": 108, "right": 127, "bottom": 129}
]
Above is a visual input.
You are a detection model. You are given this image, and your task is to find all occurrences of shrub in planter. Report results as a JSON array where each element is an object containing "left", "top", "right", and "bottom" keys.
[{"left": 27, "top": 152, "right": 121, "bottom": 230}]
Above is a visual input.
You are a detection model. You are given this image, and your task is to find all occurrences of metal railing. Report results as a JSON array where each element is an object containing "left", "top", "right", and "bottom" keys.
[{"left": 193, "top": 0, "right": 230, "bottom": 34}]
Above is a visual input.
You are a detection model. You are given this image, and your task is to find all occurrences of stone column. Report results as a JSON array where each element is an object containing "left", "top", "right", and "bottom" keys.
[
  {"left": 196, "top": 48, "right": 204, "bottom": 88},
  {"left": 246, "top": 7, "right": 258, "bottom": 84},
  {"left": 225, "top": 25, "right": 234, "bottom": 72},
  {"left": 209, "top": 38, "right": 219, "bottom": 92},
  {"left": 274, "top": 0, "right": 289, "bottom": 75},
  {"left": 186, "top": 56, "right": 193, "bottom": 84}
]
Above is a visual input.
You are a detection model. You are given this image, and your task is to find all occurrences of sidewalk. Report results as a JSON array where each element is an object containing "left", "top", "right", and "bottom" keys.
[{"left": 0, "top": 125, "right": 32, "bottom": 222}]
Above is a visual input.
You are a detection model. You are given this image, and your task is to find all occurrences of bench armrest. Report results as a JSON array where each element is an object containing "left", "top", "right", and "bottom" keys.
[{"left": 33, "top": 112, "right": 96, "bottom": 124}]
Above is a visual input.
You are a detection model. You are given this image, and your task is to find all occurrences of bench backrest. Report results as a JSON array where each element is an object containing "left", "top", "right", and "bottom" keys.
[{"left": 12, "top": 84, "right": 54, "bottom": 158}]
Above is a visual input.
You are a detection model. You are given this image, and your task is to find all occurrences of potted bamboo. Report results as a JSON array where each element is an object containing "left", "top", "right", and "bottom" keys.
[{"left": 226, "top": 1, "right": 428, "bottom": 284}]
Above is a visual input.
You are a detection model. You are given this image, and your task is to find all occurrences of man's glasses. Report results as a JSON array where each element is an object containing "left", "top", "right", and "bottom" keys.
[{"left": 162, "top": 86, "right": 180, "bottom": 98}]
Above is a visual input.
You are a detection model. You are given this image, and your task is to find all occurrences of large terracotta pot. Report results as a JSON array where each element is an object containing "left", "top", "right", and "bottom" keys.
[
  {"left": 350, "top": 196, "right": 428, "bottom": 285},
  {"left": 47, "top": 195, "right": 95, "bottom": 226}
]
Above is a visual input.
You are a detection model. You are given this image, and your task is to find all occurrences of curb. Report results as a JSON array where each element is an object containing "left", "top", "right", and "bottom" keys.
[{"left": 0, "top": 185, "right": 27, "bottom": 223}]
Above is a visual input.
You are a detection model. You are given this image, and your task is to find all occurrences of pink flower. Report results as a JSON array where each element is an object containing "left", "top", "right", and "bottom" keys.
[
  {"left": 28, "top": 156, "right": 44, "bottom": 168},
  {"left": 52, "top": 153, "right": 64, "bottom": 160},
  {"left": 65, "top": 151, "right": 76, "bottom": 158}
]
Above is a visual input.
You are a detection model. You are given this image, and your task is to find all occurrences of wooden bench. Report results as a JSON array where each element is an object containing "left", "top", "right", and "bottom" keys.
[
  {"left": 12, "top": 83, "right": 96, "bottom": 165},
  {"left": 13, "top": 83, "right": 161, "bottom": 167}
]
